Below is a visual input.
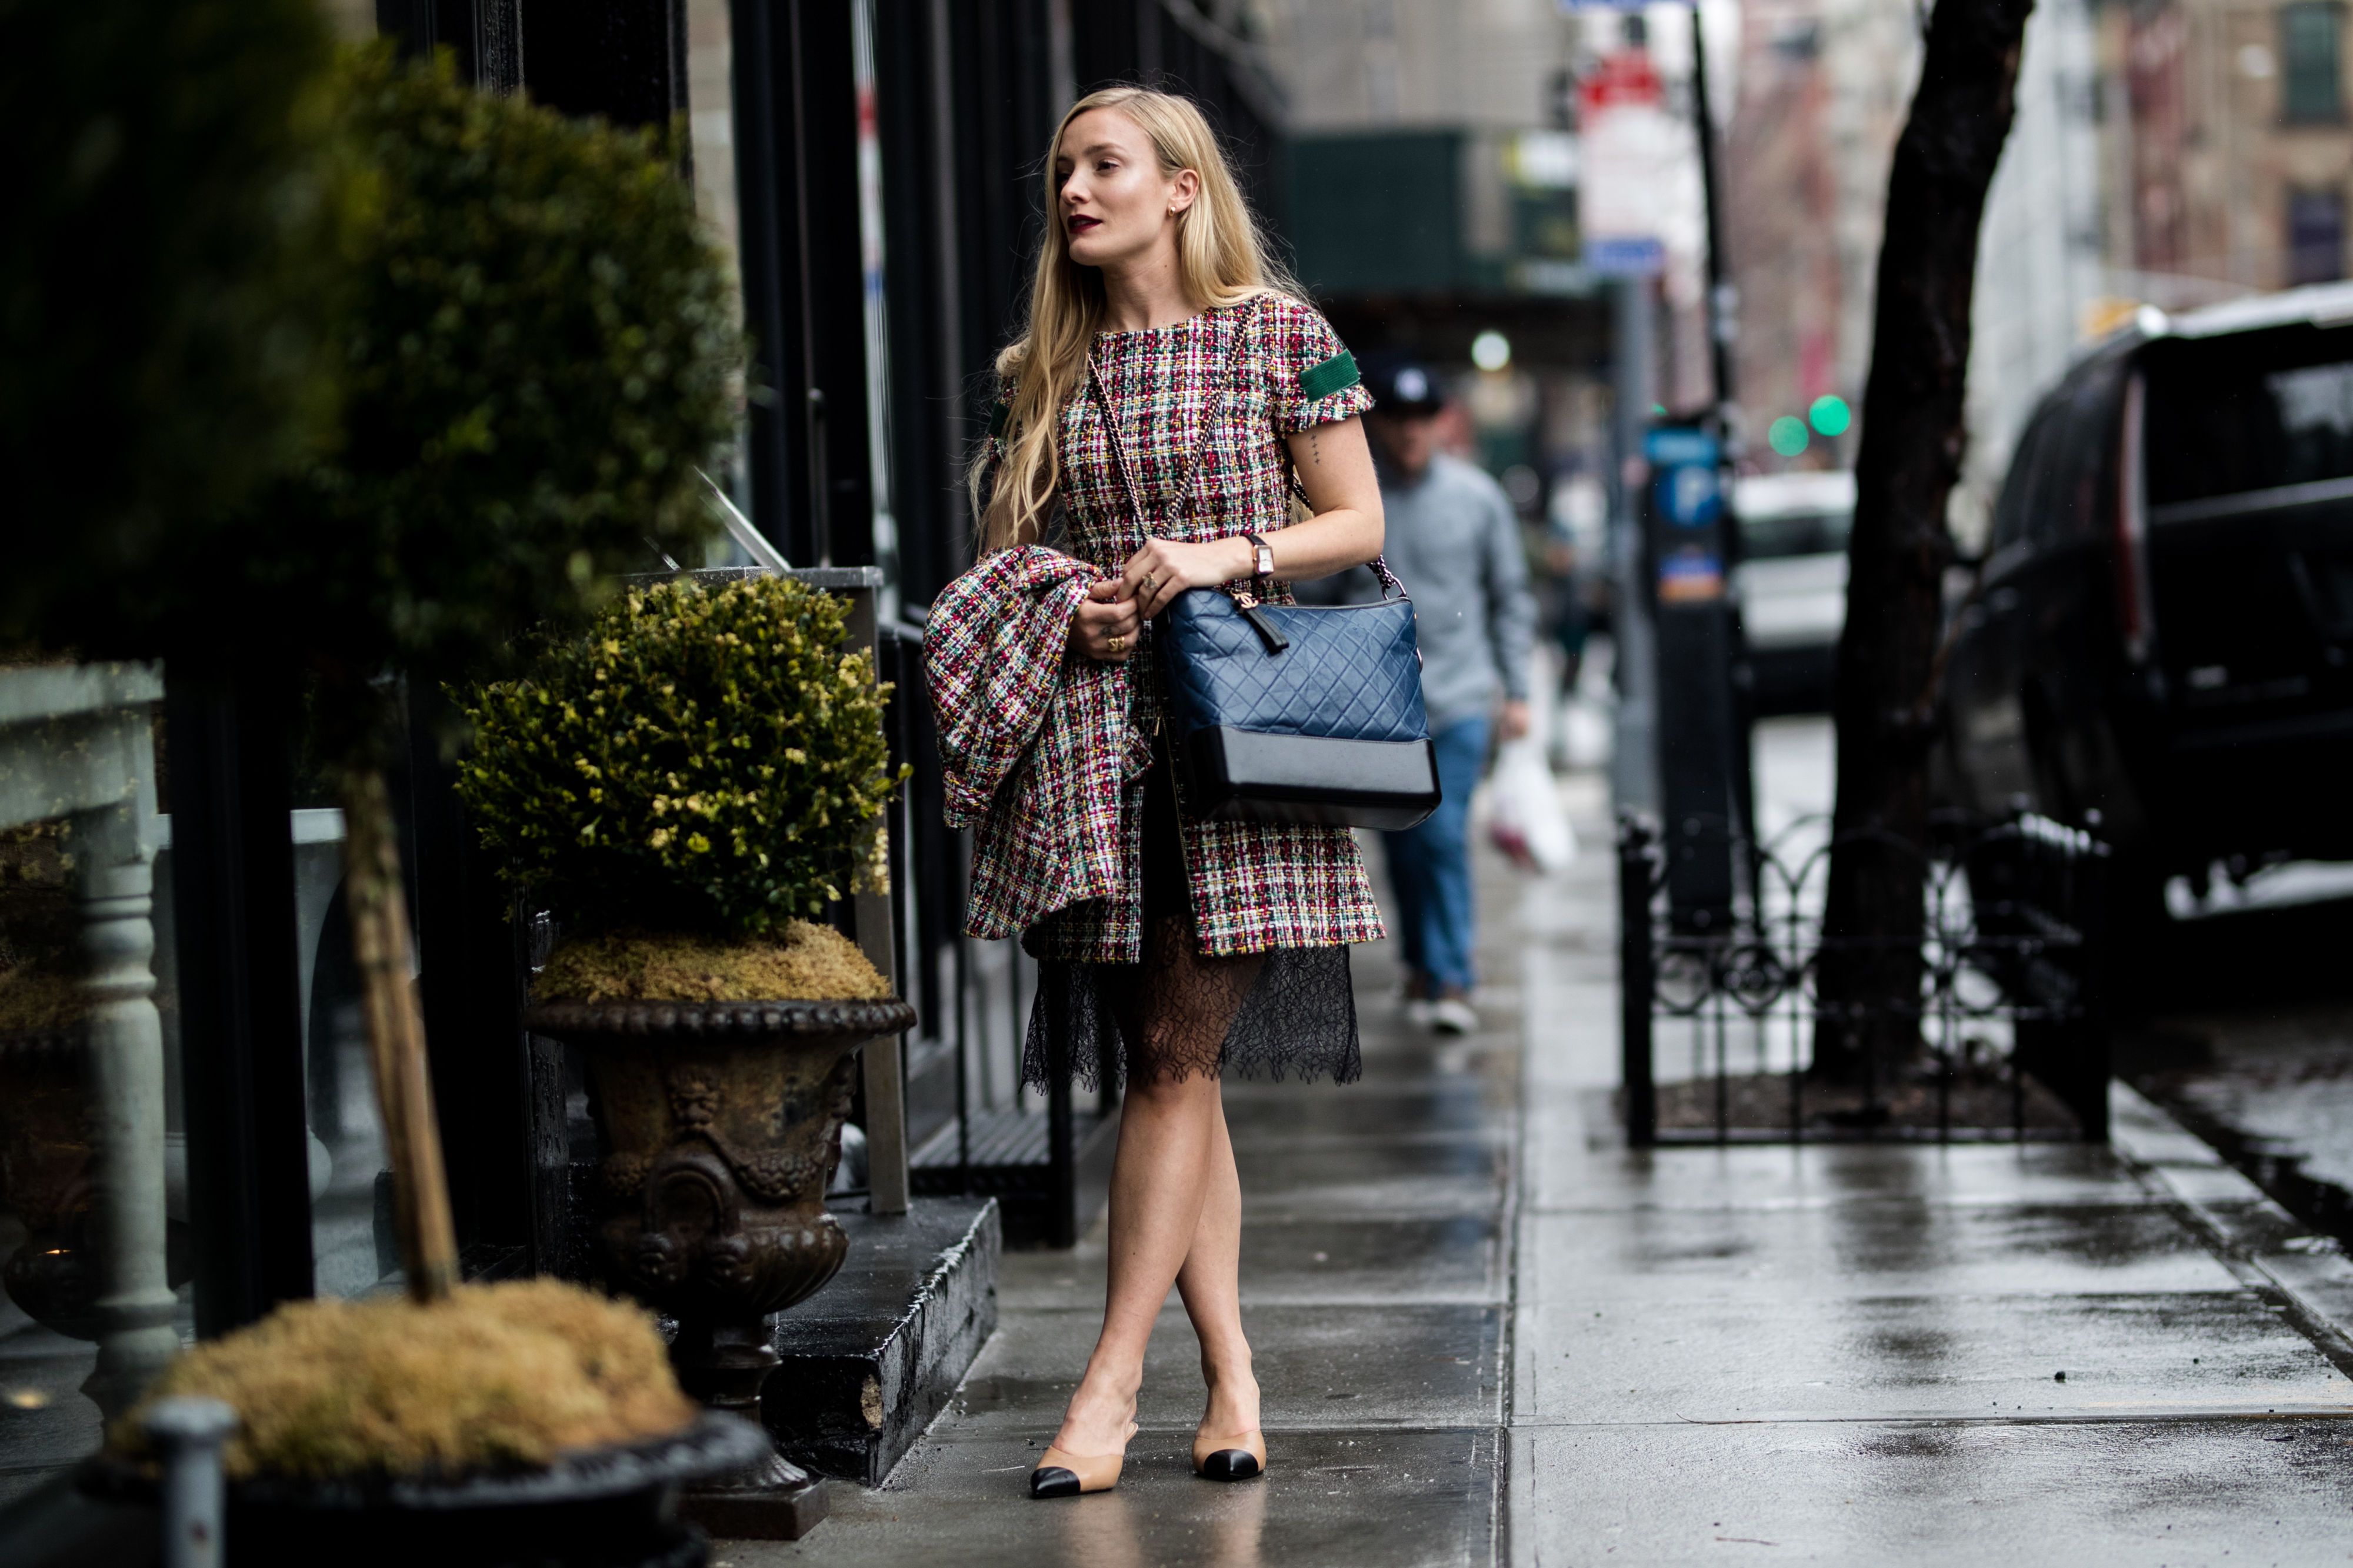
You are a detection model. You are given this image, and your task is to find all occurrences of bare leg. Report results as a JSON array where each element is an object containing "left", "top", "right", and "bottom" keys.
[
  {"left": 1050, "top": 921, "right": 1262, "bottom": 1457},
  {"left": 1175, "top": 1090, "right": 1260, "bottom": 1439},
  {"left": 1049, "top": 1068, "right": 1222, "bottom": 1455}
]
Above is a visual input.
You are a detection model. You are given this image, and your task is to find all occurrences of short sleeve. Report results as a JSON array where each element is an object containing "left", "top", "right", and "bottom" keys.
[{"left": 1259, "top": 293, "right": 1374, "bottom": 435}]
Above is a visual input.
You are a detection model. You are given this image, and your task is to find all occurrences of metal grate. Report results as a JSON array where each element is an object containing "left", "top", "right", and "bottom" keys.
[{"left": 1618, "top": 810, "right": 2112, "bottom": 1146}]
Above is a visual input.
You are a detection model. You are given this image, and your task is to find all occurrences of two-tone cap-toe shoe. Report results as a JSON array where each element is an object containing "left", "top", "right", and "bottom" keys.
[
  {"left": 1192, "top": 1427, "right": 1266, "bottom": 1482},
  {"left": 1028, "top": 1423, "right": 1138, "bottom": 1499}
]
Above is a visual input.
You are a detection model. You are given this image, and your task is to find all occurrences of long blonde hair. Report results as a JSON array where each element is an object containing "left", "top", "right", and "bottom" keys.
[{"left": 972, "top": 86, "right": 1298, "bottom": 554}]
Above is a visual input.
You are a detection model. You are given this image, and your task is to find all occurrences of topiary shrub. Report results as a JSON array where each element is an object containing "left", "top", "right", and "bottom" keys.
[
  {"left": 276, "top": 49, "right": 738, "bottom": 700},
  {"left": 456, "top": 576, "right": 904, "bottom": 942},
  {"left": 8, "top": 45, "right": 739, "bottom": 699},
  {"left": 6, "top": 44, "right": 745, "bottom": 1308}
]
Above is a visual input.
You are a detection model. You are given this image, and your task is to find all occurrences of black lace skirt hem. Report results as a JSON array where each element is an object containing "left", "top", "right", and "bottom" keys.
[
  {"left": 1020, "top": 741, "right": 1362, "bottom": 1094},
  {"left": 1019, "top": 943, "right": 1362, "bottom": 1095}
]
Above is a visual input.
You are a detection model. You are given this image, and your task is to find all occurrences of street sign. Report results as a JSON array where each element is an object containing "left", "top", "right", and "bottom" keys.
[
  {"left": 1578, "top": 49, "right": 1674, "bottom": 280},
  {"left": 1646, "top": 428, "right": 1724, "bottom": 528},
  {"left": 1578, "top": 48, "right": 1664, "bottom": 108},
  {"left": 1585, "top": 236, "right": 1664, "bottom": 277}
]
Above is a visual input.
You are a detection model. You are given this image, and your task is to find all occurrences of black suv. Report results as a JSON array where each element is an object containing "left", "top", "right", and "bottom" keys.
[{"left": 1936, "top": 283, "right": 2353, "bottom": 918}]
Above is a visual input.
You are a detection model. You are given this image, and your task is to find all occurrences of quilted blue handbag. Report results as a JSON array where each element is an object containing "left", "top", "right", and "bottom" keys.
[
  {"left": 1085, "top": 306, "right": 1439, "bottom": 831},
  {"left": 1159, "top": 575, "right": 1440, "bottom": 830}
]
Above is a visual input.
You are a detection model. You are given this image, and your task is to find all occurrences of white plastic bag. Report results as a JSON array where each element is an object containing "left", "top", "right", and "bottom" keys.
[{"left": 1486, "top": 736, "right": 1577, "bottom": 874}]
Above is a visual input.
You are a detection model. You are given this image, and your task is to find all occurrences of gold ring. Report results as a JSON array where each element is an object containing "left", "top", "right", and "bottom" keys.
[
  {"left": 1141, "top": 573, "right": 1158, "bottom": 597},
  {"left": 1108, "top": 634, "right": 1126, "bottom": 653}
]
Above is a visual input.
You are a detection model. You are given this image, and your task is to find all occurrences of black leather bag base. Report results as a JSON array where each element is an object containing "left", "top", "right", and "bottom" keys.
[
  {"left": 1160, "top": 588, "right": 1440, "bottom": 832},
  {"left": 1180, "top": 726, "right": 1440, "bottom": 830}
]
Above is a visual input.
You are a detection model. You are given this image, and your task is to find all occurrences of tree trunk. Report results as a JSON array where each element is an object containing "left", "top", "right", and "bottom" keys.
[
  {"left": 1814, "top": 0, "right": 2035, "bottom": 1083},
  {"left": 339, "top": 763, "right": 459, "bottom": 1302}
]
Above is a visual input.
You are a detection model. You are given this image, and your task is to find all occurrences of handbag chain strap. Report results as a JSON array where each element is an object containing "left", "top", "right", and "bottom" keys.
[
  {"left": 1084, "top": 312, "right": 1231, "bottom": 565},
  {"left": 1084, "top": 295, "right": 1402, "bottom": 605}
]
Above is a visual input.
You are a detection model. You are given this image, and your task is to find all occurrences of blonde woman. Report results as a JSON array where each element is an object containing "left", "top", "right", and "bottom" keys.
[{"left": 969, "top": 86, "right": 1387, "bottom": 1498}]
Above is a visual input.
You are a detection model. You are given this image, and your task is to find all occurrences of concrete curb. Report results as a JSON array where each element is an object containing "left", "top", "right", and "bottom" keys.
[{"left": 2109, "top": 1080, "right": 2353, "bottom": 1379}]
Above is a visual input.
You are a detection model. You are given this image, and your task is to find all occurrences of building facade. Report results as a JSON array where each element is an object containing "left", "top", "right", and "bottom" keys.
[{"left": 2123, "top": 0, "right": 2353, "bottom": 299}]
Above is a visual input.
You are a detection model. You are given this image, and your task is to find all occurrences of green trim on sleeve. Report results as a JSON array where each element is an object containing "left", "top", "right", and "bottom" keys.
[
  {"left": 986, "top": 400, "right": 1009, "bottom": 439},
  {"left": 1298, "top": 349, "right": 1360, "bottom": 403}
]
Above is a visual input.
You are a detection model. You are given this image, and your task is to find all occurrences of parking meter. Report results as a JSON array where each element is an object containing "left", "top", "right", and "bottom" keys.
[{"left": 1644, "top": 424, "right": 1741, "bottom": 935}]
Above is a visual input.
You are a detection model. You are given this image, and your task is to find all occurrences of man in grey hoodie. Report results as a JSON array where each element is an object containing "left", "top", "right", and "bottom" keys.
[{"left": 1307, "top": 355, "right": 1535, "bottom": 1033}]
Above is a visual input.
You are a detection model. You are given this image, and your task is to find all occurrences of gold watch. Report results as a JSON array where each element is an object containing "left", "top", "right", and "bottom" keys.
[{"left": 1242, "top": 532, "right": 1275, "bottom": 582}]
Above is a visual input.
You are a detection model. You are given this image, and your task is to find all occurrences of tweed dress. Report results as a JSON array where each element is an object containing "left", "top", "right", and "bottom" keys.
[{"left": 992, "top": 291, "right": 1382, "bottom": 1091}]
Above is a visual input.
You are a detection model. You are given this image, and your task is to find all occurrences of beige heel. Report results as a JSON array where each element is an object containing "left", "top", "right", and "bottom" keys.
[
  {"left": 1192, "top": 1427, "right": 1265, "bottom": 1482},
  {"left": 1029, "top": 1422, "right": 1136, "bottom": 1499}
]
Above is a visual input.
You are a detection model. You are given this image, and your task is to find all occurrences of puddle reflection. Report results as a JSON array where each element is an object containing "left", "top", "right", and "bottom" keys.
[{"left": 1052, "top": 1472, "right": 1269, "bottom": 1567}]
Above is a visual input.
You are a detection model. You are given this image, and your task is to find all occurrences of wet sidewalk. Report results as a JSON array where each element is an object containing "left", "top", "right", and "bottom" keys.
[
  {"left": 1512, "top": 760, "right": 2353, "bottom": 1562},
  {"left": 734, "top": 758, "right": 2353, "bottom": 1566},
  {"left": 739, "top": 824, "right": 1532, "bottom": 1566}
]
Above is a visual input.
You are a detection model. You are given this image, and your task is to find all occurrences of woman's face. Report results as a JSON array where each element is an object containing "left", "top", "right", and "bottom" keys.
[{"left": 1054, "top": 108, "right": 1197, "bottom": 272}]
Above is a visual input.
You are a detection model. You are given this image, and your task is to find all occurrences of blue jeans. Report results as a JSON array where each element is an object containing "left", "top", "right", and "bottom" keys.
[{"left": 1382, "top": 715, "right": 1490, "bottom": 995}]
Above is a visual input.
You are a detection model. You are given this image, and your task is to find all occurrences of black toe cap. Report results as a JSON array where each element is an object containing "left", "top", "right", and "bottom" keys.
[
  {"left": 1197, "top": 1449, "right": 1261, "bottom": 1481},
  {"left": 1029, "top": 1466, "right": 1082, "bottom": 1499}
]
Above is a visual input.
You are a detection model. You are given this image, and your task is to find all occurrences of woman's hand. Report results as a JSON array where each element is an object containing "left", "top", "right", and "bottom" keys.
[
  {"left": 1102, "top": 416, "right": 1386, "bottom": 625},
  {"left": 1068, "top": 578, "right": 1143, "bottom": 662},
  {"left": 1119, "top": 536, "right": 1254, "bottom": 622}
]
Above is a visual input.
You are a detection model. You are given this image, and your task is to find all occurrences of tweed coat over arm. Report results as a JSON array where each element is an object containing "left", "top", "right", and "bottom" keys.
[{"left": 923, "top": 545, "right": 1151, "bottom": 946}]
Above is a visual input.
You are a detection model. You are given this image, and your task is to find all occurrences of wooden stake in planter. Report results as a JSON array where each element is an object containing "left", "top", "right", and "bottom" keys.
[{"left": 339, "top": 765, "right": 458, "bottom": 1303}]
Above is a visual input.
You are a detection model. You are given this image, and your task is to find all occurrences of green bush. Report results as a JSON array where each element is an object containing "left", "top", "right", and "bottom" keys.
[
  {"left": 456, "top": 576, "right": 904, "bottom": 939},
  {"left": 278, "top": 51, "right": 736, "bottom": 695}
]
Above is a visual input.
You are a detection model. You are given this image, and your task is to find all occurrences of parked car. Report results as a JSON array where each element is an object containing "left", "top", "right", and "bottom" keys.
[
  {"left": 1935, "top": 281, "right": 2353, "bottom": 922},
  {"left": 1733, "top": 469, "right": 1853, "bottom": 715}
]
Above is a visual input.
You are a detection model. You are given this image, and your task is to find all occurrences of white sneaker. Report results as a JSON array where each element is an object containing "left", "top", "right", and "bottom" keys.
[
  {"left": 1403, "top": 996, "right": 1435, "bottom": 1028},
  {"left": 1428, "top": 996, "right": 1478, "bottom": 1035}
]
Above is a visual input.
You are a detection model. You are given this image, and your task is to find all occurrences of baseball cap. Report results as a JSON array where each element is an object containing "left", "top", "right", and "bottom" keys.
[{"left": 1361, "top": 352, "right": 1445, "bottom": 415}]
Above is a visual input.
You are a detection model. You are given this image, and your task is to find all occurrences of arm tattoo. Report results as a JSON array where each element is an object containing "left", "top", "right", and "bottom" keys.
[{"left": 1309, "top": 430, "right": 1322, "bottom": 467}]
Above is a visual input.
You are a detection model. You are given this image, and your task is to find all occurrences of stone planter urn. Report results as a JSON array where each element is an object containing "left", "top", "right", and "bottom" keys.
[{"left": 524, "top": 995, "right": 914, "bottom": 1540}]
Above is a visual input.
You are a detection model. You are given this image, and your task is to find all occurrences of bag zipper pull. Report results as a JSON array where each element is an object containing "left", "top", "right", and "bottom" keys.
[{"left": 1237, "top": 601, "right": 1289, "bottom": 654}]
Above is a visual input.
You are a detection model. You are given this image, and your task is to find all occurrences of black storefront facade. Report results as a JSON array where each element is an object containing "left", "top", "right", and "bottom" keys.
[{"left": 1, "top": 0, "right": 1288, "bottom": 1554}]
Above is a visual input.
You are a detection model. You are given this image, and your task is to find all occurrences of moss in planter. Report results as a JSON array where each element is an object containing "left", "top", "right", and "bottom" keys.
[
  {"left": 111, "top": 1279, "right": 695, "bottom": 1481},
  {"left": 535, "top": 920, "right": 886, "bottom": 1004}
]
